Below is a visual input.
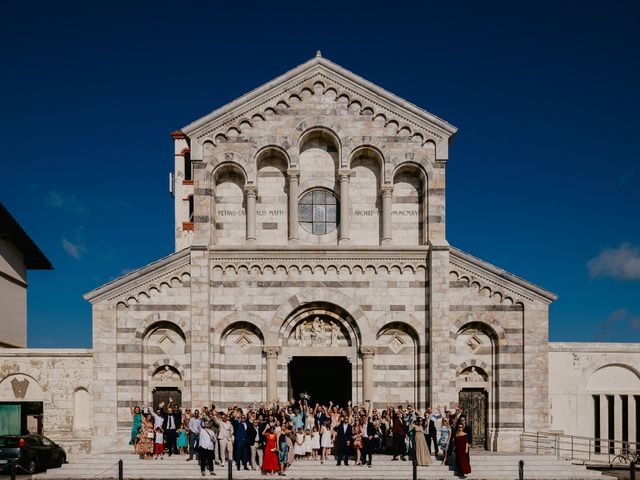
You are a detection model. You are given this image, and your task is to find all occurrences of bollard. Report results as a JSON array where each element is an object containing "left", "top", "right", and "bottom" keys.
[
  {"left": 631, "top": 461, "right": 636, "bottom": 480},
  {"left": 118, "top": 459, "right": 123, "bottom": 480},
  {"left": 518, "top": 459, "right": 524, "bottom": 480},
  {"left": 10, "top": 460, "right": 16, "bottom": 480},
  {"left": 412, "top": 447, "right": 417, "bottom": 480},
  {"left": 228, "top": 457, "right": 232, "bottom": 479}
]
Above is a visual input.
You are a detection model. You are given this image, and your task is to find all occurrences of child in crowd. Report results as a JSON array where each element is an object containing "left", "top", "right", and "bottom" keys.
[
  {"left": 154, "top": 426, "right": 164, "bottom": 460},
  {"left": 177, "top": 426, "right": 188, "bottom": 454},
  {"left": 293, "top": 427, "right": 306, "bottom": 460},
  {"left": 310, "top": 426, "right": 320, "bottom": 460},
  {"left": 304, "top": 428, "right": 312, "bottom": 459}
]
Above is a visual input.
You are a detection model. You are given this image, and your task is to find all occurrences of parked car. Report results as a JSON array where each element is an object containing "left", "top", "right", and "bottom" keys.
[{"left": 0, "top": 434, "right": 66, "bottom": 474}]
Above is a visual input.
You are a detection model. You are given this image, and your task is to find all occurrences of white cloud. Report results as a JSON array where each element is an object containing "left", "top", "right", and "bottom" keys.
[
  {"left": 46, "top": 191, "right": 86, "bottom": 214},
  {"left": 587, "top": 243, "right": 640, "bottom": 280},
  {"left": 61, "top": 238, "right": 86, "bottom": 260}
]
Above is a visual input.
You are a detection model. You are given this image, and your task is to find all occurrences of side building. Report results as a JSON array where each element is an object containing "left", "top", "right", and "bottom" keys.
[{"left": 0, "top": 203, "right": 92, "bottom": 453}]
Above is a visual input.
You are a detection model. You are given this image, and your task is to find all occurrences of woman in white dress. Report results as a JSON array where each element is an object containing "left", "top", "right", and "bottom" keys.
[{"left": 320, "top": 420, "right": 333, "bottom": 463}]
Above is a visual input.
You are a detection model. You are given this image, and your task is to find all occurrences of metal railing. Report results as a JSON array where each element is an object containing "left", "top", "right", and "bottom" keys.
[{"left": 520, "top": 431, "right": 640, "bottom": 465}]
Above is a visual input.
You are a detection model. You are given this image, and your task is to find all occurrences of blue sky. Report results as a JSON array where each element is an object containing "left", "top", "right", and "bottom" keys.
[{"left": 1, "top": 1, "right": 638, "bottom": 347}]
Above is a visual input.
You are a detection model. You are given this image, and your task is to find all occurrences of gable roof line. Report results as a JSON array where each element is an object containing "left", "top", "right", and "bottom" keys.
[
  {"left": 450, "top": 246, "right": 558, "bottom": 304},
  {"left": 181, "top": 55, "right": 457, "bottom": 139},
  {"left": 83, "top": 248, "right": 191, "bottom": 304}
]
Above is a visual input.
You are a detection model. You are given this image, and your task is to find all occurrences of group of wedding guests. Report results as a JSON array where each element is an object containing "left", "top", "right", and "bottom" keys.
[{"left": 128, "top": 398, "right": 473, "bottom": 477}]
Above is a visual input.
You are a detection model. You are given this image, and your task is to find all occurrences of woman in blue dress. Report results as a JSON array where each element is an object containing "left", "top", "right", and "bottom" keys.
[{"left": 129, "top": 400, "right": 143, "bottom": 451}]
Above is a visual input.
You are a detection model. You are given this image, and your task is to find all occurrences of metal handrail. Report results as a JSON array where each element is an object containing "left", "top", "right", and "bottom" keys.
[{"left": 520, "top": 431, "right": 640, "bottom": 465}]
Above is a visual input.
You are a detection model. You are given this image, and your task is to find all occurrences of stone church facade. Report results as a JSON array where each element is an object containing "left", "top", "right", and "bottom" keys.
[
  {"left": 7, "top": 55, "right": 638, "bottom": 457},
  {"left": 82, "top": 54, "right": 556, "bottom": 453}
]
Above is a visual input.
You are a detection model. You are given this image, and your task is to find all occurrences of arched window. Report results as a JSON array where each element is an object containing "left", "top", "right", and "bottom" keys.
[
  {"left": 188, "top": 195, "right": 194, "bottom": 222},
  {"left": 298, "top": 189, "right": 339, "bottom": 235},
  {"left": 184, "top": 151, "right": 192, "bottom": 182}
]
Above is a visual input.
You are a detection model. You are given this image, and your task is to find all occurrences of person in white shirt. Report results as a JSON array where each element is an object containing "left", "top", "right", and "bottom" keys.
[
  {"left": 198, "top": 421, "right": 216, "bottom": 476},
  {"left": 187, "top": 411, "right": 203, "bottom": 461},
  {"left": 213, "top": 414, "right": 234, "bottom": 467}
]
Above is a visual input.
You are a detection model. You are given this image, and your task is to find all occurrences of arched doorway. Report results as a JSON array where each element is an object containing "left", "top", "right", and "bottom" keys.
[
  {"left": 278, "top": 302, "right": 360, "bottom": 405},
  {"left": 288, "top": 356, "right": 351, "bottom": 406}
]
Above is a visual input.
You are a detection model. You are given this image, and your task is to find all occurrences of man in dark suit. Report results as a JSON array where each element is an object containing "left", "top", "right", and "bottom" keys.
[
  {"left": 161, "top": 402, "right": 182, "bottom": 456},
  {"left": 362, "top": 413, "right": 378, "bottom": 467},
  {"left": 333, "top": 415, "right": 353, "bottom": 466},
  {"left": 232, "top": 411, "right": 250, "bottom": 470}
]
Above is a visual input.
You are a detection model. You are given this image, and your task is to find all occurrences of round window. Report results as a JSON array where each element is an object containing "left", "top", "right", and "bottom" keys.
[{"left": 298, "top": 189, "right": 339, "bottom": 235}]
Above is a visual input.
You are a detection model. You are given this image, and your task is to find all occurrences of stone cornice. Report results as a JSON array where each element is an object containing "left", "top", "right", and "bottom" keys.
[
  {"left": 0, "top": 349, "right": 93, "bottom": 358},
  {"left": 210, "top": 247, "right": 428, "bottom": 275},
  {"left": 549, "top": 342, "right": 640, "bottom": 353},
  {"left": 83, "top": 248, "right": 191, "bottom": 304},
  {"left": 180, "top": 56, "right": 457, "bottom": 144},
  {"left": 450, "top": 246, "right": 558, "bottom": 305}
]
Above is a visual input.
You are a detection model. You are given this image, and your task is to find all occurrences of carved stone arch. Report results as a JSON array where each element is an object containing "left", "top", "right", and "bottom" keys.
[
  {"left": 135, "top": 313, "right": 188, "bottom": 340},
  {"left": 252, "top": 143, "right": 293, "bottom": 170},
  {"left": 588, "top": 362, "right": 640, "bottom": 380},
  {"left": 0, "top": 372, "right": 45, "bottom": 402},
  {"left": 391, "top": 159, "right": 433, "bottom": 183},
  {"left": 451, "top": 316, "right": 506, "bottom": 345},
  {"left": 455, "top": 360, "right": 490, "bottom": 377},
  {"left": 348, "top": 145, "right": 385, "bottom": 183},
  {"left": 210, "top": 156, "right": 251, "bottom": 185},
  {"left": 290, "top": 117, "right": 349, "bottom": 167},
  {"left": 148, "top": 359, "right": 185, "bottom": 379},
  {"left": 270, "top": 288, "right": 367, "bottom": 345},
  {"left": 374, "top": 312, "right": 425, "bottom": 345},
  {"left": 279, "top": 304, "right": 359, "bottom": 348},
  {"left": 213, "top": 312, "right": 268, "bottom": 346}
]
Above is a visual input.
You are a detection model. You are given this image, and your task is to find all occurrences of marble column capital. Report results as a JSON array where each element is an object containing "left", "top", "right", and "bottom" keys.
[
  {"left": 287, "top": 169, "right": 301, "bottom": 182},
  {"left": 244, "top": 185, "right": 259, "bottom": 197},
  {"left": 263, "top": 346, "right": 281, "bottom": 359},
  {"left": 360, "top": 346, "right": 377, "bottom": 358},
  {"left": 337, "top": 169, "right": 352, "bottom": 183},
  {"left": 381, "top": 185, "right": 394, "bottom": 198}
]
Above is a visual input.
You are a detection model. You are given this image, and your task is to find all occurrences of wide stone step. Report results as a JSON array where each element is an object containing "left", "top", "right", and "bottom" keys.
[{"left": 28, "top": 452, "right": 616, "bottom": 480}]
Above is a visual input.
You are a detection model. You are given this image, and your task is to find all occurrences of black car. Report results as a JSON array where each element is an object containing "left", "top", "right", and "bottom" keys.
[{"left": 0, "top": 435, "right": 66, "bottom": 474}]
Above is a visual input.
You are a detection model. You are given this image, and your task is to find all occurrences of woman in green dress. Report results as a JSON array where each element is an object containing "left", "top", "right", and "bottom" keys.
[{"left": 129, "top": 400, "right": 143, "bottom": 451}]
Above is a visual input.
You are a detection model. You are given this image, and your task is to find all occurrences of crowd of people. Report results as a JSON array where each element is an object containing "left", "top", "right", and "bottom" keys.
[{"left": 128, "top": 398, "right": 473, "bottom": 477}]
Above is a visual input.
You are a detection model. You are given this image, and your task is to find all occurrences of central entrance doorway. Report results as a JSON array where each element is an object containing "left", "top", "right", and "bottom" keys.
[{"left": 288, "top": 356, "right": 351, "bottom": 406}]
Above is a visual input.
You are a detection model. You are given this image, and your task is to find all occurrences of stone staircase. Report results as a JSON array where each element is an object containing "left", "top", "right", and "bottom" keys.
[{"left": 28, "top": 451, "right": 617, "bottom": 479}]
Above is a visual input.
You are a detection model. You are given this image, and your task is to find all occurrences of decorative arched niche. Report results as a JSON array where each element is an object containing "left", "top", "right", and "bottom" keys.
[
  {"left": 391, "top": 163, "right": 427, "bottom": 245},
  {"left": 256, "top": 147, "right": 289, "bottom": 245},
  {"left": 349, "top": 146, "right": 383, "bottom": 245},
  {"left": 212, "top": 163, "right": 247, "bottom": 245},
  {"left": 298, "top": 128, "right": 340, "bottom": 192},
  {"left": 73, "top": 387, "right": 91, "bottom": 431}
]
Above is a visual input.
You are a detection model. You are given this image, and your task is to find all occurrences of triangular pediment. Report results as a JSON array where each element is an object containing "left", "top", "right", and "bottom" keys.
[
  {"left": 181, "top": 54, "right": 457, "bottom": 145},
  {"left": 450, "top": 246, "right": 558, "bottom": 305}
]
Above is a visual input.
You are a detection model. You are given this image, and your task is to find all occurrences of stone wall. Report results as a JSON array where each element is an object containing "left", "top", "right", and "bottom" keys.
[
  {"left": 549, "top": 343, "right": 640, "bottom": 442},
  {"left": 0, "top": 349, "right": 92, "bottom": 454}
]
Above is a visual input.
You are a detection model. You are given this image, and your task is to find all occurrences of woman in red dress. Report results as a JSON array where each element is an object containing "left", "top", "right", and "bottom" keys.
[
  {"left": 262, "top": 425, "right": 280, "bottom": 475},
  {"left": 454, "top": 422, "right": 471, "bottom": 476}
]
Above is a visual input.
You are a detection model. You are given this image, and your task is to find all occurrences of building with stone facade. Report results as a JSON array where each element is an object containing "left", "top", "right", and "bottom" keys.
[{"left": 1, "top": 55, "right": 639, "bottom": 456}]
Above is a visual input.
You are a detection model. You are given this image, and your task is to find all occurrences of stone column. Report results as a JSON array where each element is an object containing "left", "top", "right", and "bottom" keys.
[
  {"left": 630, "top": 396, "right": 637, "bottom": 444},
  {"left": 381, "top": 186, "right": 393, "bottom": 245},
  {"left": 600, "top": 394, "right": 609, "bottom": 453},
  {"left": 245, "top": 185, "right": 258, "bottom": 245},
  {"left": 338, "top": 170, "right": 351, "bottom": 245},
  {"left": 360, "top": 347, "right": 376, "bottom": 403},
  {"left": 263, "top": 347, "right": 280, "bottom": 402},
  {"left": 287, "top": 169, "right": 300, "bottom": 243},
  {"left": 615, "top": 395, "right": 623, "bottom": 452}
]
